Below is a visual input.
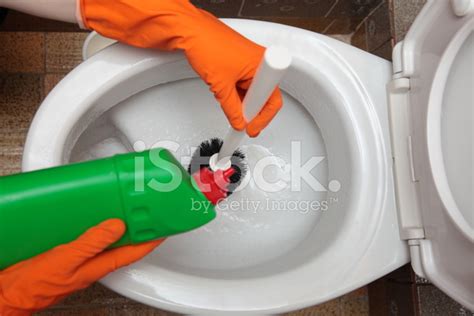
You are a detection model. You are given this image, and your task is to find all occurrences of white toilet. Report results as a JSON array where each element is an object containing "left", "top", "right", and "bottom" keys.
[{"left": 21, "top": 0, "right": 473, "bottom": 313}]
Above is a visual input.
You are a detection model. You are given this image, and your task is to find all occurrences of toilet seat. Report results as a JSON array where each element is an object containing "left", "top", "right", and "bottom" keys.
[
  {"left": 21, "top": 0, "right": 472, "bottom": 313},
  {"left": 387, "top": 0, "right": 473, "bottom": 308}
]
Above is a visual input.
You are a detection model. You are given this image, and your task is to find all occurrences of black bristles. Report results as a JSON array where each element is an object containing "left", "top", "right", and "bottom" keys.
[{"left": 188, "top": 138, "right": 247, "bottom": 194}]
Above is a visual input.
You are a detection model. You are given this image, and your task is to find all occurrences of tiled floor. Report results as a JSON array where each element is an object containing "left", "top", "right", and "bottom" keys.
[
  {"left": 0, "top": 23, "right": 369, "bottom": 316},
  {"left": 34, "top": 283, "right": 368, "bottom": 316},
  {"left": 0, "top": 31, "right": 86, "bottom": 176},
  {"left": 350, "top": 0, "right": 392, "bottom": 60}
]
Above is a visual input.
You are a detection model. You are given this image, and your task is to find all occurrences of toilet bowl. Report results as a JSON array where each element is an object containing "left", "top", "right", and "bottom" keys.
[{"left": 21, "top": 1, "right": 473, "bottom": 313}]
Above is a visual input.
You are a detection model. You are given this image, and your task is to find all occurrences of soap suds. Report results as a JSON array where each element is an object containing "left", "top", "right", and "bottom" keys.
[{"left": 154, "top": 144, "right": 326, "bottom": 270}]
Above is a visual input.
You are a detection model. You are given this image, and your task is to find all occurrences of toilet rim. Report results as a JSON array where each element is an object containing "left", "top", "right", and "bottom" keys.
[{"left": 22, "top": 19, "right": 392, "bottom": 313}]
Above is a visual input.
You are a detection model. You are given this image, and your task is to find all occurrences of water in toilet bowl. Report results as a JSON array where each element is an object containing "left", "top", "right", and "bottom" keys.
[
  {"left": 70, "top": 78, "right": 330, "bottom": 273},
  {"left": 153, "top": 143, "right": 325, "bottom": 271}
]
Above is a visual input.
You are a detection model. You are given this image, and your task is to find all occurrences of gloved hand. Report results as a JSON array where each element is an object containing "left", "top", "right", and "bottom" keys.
[
  {"left": 0, "top": 219, "right": 162, "bottom": 316},
  {"left": 79, "top": 0, "right": 283, "bottom": 137}
]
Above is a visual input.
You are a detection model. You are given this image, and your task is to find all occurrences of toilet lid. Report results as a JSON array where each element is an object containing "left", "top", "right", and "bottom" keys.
[{"left": 395, "top": 0, "right": 473, "bottom": 308}]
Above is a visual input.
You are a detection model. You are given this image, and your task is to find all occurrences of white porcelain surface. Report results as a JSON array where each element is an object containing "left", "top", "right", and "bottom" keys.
[
  {"left": 395, "top": 0, "right": 474, "bottom": 308},
  {"left": 82, "top": 31, "right": 117, "bottom": 61},
  {"left": 22, "top": 20, "right": 409, "bottom": 314}
]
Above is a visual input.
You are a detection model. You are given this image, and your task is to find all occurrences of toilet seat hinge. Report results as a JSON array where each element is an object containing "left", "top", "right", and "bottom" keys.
[{"left": 387, "top": 77, "right": 425, "bottom": 241}]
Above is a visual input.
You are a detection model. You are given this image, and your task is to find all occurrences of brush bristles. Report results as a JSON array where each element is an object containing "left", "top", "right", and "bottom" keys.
[{"left": 188, "top": 138, "right": 247, "bottom": 194}]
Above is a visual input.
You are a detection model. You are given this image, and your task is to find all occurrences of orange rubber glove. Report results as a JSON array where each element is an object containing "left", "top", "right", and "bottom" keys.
[
  {"left": 79, "top": 0, "right": 283, "bottom": 137},
  {"left": 0, "top": 219, "right": 162, "bottom": 316}
]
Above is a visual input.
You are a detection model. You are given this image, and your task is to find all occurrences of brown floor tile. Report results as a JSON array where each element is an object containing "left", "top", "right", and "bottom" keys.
[
  {"left": 0, "top": 73, "right": 42, "bottom": 175},
  {"left": 35, "top": 304, "right": 178, "bottom": 316},
  {"left": 286, "top": 298, "right": 341, "bottom": 316},
  {"left": 386, "top": 264, "right": 413, "bottom": 283},
  {"left": 44, "top": 73, "right": 66, "bottom": 96},
  {"left": 0, "top": 32, "right": 45, "bottom": 73},
  {"left": 45, "top": 32, "right": 88, "bottom": 73},
  {"left": 0, "top": 73, "right": 42, "bottom": 127},
  {"left": 41, "top": 291, "right": 367, "bottom": 316},
  {"left": 345, "top": 287, "right": 368, "bottom": 300},
  {"left": 37, "top": 284, "right": 178, "bottom": 315},
  {"left": 351, "top": 21, "right": 368, "bottom": 51},
  {"left": 191, "top": 0, "right": 243, "bottom": 18},
  {"left": 417, "top": 285, "right": 474, "bottom": 316},
  {"left": 0, "top": 141, "right": 24, "bottom": 175},
  {"left": 339, "top": 286, "right": 369, "bottom": 316},
  {"left": 368, "top": 265, "right": 417, "bottom": 316},
  {"left": 36, "top": 284, "right": 179, "bottom": 315},
  {"left": 41, "top": 285, "right": 367, "bottom": 316},
  {"left": 371, "top": 39, "right": 392, "bottom": 60},
  {"left": 340, "top": 297, "right": 369, "bottom": 316},
  {"left": 56, "top": 283, "right": 131, "bottom": 307},
  {"left": 366, "top": 2, "right": 391, "bottom": 52},
  {"left": 324, "top": 17, "right": 363, "bottom": 34},
  {"left": 254, "top": 17, "right": 333, "bottom": 34},
  {"left": 241, "top": 0, "right": 336, "bottom": 18},
  {"left": 327, "top": 0, "right": 384, "bottom": 19}
]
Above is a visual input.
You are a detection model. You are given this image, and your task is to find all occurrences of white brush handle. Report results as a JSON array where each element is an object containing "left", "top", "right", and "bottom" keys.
[{"left": 210, "top": 46, "right": 292, "bottom": 171}]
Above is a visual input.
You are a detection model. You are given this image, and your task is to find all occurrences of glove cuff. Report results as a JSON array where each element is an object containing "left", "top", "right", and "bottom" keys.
[{"left": 78, "top": 0, "right": 209, "bottom": 51}]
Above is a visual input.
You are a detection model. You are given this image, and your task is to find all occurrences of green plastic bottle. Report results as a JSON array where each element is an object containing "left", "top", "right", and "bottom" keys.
[{"left": 0, "top": 148, "right": 216, "bottom": 269}]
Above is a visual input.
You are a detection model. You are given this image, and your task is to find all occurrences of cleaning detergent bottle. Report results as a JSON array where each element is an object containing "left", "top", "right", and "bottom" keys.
[{"left": 0, "top": 148, "right": 230, "bottom": 269}]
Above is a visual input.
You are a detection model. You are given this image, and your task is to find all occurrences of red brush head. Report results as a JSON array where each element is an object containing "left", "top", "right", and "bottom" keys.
[
  {"left": 188, "top": 138, "right": 247, "bottom": 195},
  {"left": 193, "top": 167, "right": 235, "bottom": 205}
]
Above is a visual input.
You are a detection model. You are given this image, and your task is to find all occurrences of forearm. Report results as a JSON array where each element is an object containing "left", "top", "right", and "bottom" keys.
[{"left": 0, "top": 0, "right": 79, "bottom": 25}]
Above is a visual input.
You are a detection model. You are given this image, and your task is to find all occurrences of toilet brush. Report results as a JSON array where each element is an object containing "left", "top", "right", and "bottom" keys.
[{"left": 188, "top": 46, "right": 292, "bottom": 192}]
